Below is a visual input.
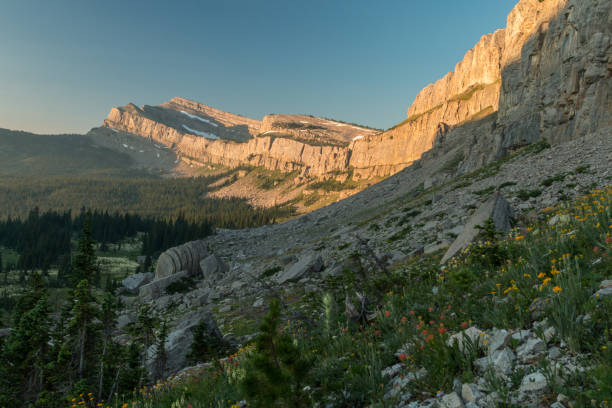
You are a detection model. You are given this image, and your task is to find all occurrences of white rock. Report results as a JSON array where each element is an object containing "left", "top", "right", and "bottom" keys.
[
  {"left": 441, "top": 392, "right": 465, "bottom": 408},
  {"left": 594, "top": 287, "right": 612, "bottom": 298},
  {"left": 487, "top": 329, "right": 510, "bottom": 354},
  {"left": 548, "top": 214, "right": 570, "bottom": 226},
  {"left": 275, "top": 253, "right": 323, "bottom": 284},
  {"left": 381, "top": 363, "right": 403, "bottom": 378},
  {"left": 122, "top": 272, "right": 153, "bottom": 294},
  {"left": 475, "top": 348, "right": 515, "bottom": 377},
  {"left": 519, "top": 372, "right": 547, "bottom": 393},
  {"left": 511, "top": 329, "right": 532, "bottom": 342},
  {"left": 230, "top": 280, "right": 245, "bottom": 290},
  {"left": 448, "top": 327, "right": 485, "bottom": 351},
  {"left": 517, "top": 338, "right": 546, "bottom": 361},
  {"left": 548, "top": 346, "right": 562, "bottom": 360},
  {"left": 543, "top": 326, "right": 556, "bottom": 343},
  {"left": 461, "top": 383, "right": 482, "bottom": 403}
]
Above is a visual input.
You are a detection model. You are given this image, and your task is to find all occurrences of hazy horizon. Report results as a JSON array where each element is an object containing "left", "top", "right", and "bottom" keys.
[{"left": 1, "top": 0, "right": 517, "bottom": 135}]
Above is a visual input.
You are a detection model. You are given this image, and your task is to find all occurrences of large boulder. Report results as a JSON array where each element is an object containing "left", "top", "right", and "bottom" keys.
[
  {"left": 441, "top": 193, "right": 512, "bottom": 263},
  {"left": 121, "top": 272, "right": 153, "bottom": 294},
  {"left": 155, "top": 240, "right": 209, "bottom": 280},
  {"left": 199, "top": 254, "right": 228, "bottom": 280},
  {"left": 146, "top": 311, "right": 222, "bottom": 377},
  {"left": 139, "top": 270, "right": 189, "bottom": 299},
  {"left": 275, "top": 253, "right": 324, "bottom": 284}
]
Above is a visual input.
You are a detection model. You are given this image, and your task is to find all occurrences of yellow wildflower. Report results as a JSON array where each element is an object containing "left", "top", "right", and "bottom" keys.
[{"left": 553, "top": 286, "right": 562, "bottom": 294}]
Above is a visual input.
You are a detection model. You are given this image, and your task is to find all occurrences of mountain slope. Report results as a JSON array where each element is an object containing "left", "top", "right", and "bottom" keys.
[{"left": 0, "top": 128, "right": 136, "bottom": 176}]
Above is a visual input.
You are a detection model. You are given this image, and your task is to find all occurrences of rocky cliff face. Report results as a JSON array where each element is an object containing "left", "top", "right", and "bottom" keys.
[
  {"left": 103, "top": 98, "right": 373, "bottom": 177},
  {"left": 101, "top": 0, "right": 610, "bottom": 181},
  {"left": 498, "top": 0, "right": 612, "bottom": 147},
  {"left": 349, "top": 0, "right": 608, "bottom": 178}
]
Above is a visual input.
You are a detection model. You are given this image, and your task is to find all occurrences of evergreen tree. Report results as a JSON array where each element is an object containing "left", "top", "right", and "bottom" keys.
[
  {"left": 68, "top": 279, "right": 99, "bottom": 388},
  {"left": 134, "top": 304, "right": 157, "bottom": 387},
  {"left": 97, "top": 291, "right": 119, "bottom": 399},
  {"left": 187, "top": 320, "right": 229, "bottom": 364},
  {"left": 71, "top": 215, "right": 99, "bottom": 286},
  {"left": 242, "top": 298, "right": 312, "bottom": 408},
  {"left": 153, "top": 319, "right": 168, "bottom": 381},
  {"left": 0, "top": 272, "right": 53, "bottom": 406}
]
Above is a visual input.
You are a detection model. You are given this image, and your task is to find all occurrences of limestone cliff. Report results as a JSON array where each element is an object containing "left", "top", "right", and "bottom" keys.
[
  {"left": 101, "top": 0, "right": 610, "bottom": 181},
  {"left": 103, "top": 98, "right": 362, "bottom": 176},
  {"left": 349, "top": 0, "right": 605, "bottom": 178},
  {"left": 498, "top": 0, "right": 612, "bottom": 147}
]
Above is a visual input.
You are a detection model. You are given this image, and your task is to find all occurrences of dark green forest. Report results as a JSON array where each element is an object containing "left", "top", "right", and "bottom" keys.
[
  {"left": 0, "top": 208, "right": 212, "bottom": 275},
  {"left": 0, "top": 219, "right": 163, "bottom": 406},
  {"left": 0, "top": 175, "right": 295, "bottom": 223}
]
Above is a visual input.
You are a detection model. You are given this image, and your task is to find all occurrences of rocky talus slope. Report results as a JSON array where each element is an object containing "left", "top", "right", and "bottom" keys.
[{"left": 117, "top": 124, "right": 612, "bottom": 406}]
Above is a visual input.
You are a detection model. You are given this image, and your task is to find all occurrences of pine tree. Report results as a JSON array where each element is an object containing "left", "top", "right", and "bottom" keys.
[
  {"left": 71, "top": 215, "right": 99, "bottom": 286},
  {"left": 97, "top": 291, "right": 118, "bottom": 399},
  {"left": 242, "top": 298, "right": 312, "bottom": 408},
  {"left": 187, "top": 319, "right": 228, "bottom": 364},
  {"left": 153, "top": 319, "right": 168, "bottom": 381},
  {"left": 134, "top": 304, "right": 157, "bottom": 387},
  {"left": 68, "top": 279, "right": 99, "bottom": 388},
  {"left": 0, "top": 272, "right": 53, "bottom": 406}
]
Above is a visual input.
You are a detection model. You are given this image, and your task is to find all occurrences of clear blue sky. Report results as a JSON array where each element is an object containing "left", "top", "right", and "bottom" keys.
[{"left": 0, "top": 0, "right": 518, "bottom": 134}]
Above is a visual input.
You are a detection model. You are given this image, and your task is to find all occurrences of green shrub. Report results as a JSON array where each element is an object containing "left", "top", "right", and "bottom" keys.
[
  {"left": 499, "top": 181, "right": 517, "bottom": 189},
  {"left": 517, "top": 189, "right": 542, "bottom": 201},
  {"left": 474, "top": 186, "right": 495, "bottom": 196},
  {"left": 165, "top": 276, "right": 196, "bottom": 294},
  {"left": 541, "top": 173, "right": 567, "bottom": 187},
  {"left": 447, "top": 267, "right": 478, "bottom": 293},
  {"left": 261, "top": 266, "right": 282, "bottom": 278},
  {"left": 242, "top": 299, "right": 312, "bottom": 407},
  {"left": 187, "top": 320, "right": 232, "bottom": 364},
  {"left": 387, "top": 226, "right": 412, "bottom": 243}
]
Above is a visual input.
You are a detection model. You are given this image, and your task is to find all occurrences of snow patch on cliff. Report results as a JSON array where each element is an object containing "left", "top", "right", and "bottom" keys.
[
  {"left": 182, "top": 125, "right": 220, "bottom": 140},
  {"left": 180, "top": 111, "right": 219, "bottom": 127}
]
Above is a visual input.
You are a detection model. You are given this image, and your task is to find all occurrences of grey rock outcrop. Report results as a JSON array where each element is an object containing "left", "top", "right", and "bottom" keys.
[
  {"left": 121, "top": 272, "right": 153, "bottom": 294},
  {"left": 155, "top": 240, "right": 208, "bottom": 280},
  {"left": 441, "top": 392, "right": 465, "bottom": 408},
  {"left": 275, "top": 253, "right": 324, "bottom": 284},
  {"left": 442, "top": 193, "right": 512, "bottom": 263},
  {"left": 139, "top": 270, "right": 189, "bottom": 299},
  {"left": 146, "top": 311, "right": 222, "bottom": 377},
  {"left": 595, "top": 279, "right": 612, "bottom": 298},
  {"left": 200, "top": 254, "right": 228, "bottom": 281},
  {"left": 518, "top": 371, "right": 547, "bottom": 394}
]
